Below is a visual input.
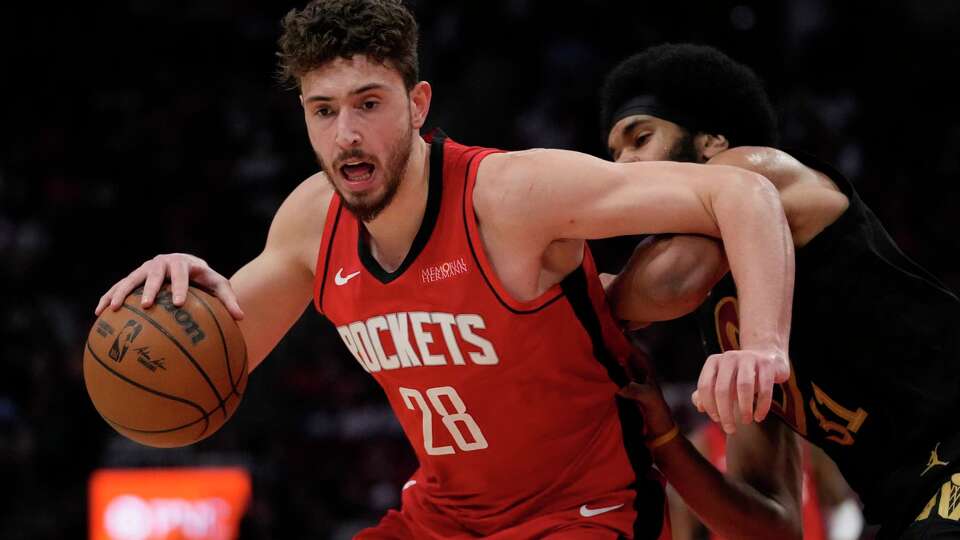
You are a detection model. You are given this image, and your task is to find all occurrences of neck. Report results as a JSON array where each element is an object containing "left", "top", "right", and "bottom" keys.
[{"left": 363, "top": 135, "right": 430, "bottom": 272}]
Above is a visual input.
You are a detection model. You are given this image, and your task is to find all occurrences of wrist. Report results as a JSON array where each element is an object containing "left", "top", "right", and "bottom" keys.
[{"left": 645, "top": 424, "right": 680, "bottom": 451}]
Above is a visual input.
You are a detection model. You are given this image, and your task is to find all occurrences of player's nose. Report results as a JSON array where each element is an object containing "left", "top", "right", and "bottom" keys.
[{"left": 335, "top": 110, "right": 362, "bottom": 148}]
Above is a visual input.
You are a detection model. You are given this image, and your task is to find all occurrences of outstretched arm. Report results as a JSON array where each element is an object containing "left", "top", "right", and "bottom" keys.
[
  {"left": 607, "top": 147, "right": 848, "bottom": 327},
  {"left": 478, "top": 149, "right": 794, "bottom": 430}
]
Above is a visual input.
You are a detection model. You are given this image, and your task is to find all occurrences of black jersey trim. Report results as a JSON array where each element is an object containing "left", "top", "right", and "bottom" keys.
[
  {"left": 358, "top": 132, "right": 447, "bottom": 284},
  {"left": 559, "top": 264, "right": 664, "bottom": 539},
  {"left": 618, "top": 397, "right": 666, "bottom": 540},
  {"left": 461, "top": 152, "right": 565, "bottom": 315},
  {"left": 316, "top": 201, "right": 344, "bottom": 313},
  {"left": 559, "top": 265, "right": 629, "bottom": 387}
]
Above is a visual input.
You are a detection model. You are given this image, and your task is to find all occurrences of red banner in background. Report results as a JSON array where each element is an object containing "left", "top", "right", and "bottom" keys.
[{"left": 89, "top": 468, "right": 251, "bottom": 540}]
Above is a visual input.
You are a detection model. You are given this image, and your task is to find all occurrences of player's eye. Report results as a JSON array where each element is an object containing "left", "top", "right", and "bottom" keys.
[
  {"left": 361, "top": 100, "right": 379, "bottom": 111},
  {"left": 315, "top": 106, "right": 333, "bottom": 117},
  {"left": 635, "top": 133, "right": 650, "bottom": 147}
]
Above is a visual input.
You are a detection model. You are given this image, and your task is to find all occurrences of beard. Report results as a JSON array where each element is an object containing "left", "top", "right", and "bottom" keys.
[
  {"left": 318, "top": 122, "right": 413, "bottom": 222},
  {"left": 668, "top": 131, "right": 702, "bottom": 163}
]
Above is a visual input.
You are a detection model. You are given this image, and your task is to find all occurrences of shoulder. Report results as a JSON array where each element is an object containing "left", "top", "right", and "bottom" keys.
[
  {"left": 473, "top": 148, "right": 564, "bottom": 202},
  {"left": 710, "top": 147, "right": 850, "bottom": 246},
  {"left": 471, "top": 149, "right": 571, "bottom": 236},
  {"left": 266, "top": 172, "right": 336, "bottom": 270},
  {"left": 273, "top": 172, "right": 335, "bottom": 235},
  {"left": 279, "top": 172, "right": 335, "bottom": 217}
]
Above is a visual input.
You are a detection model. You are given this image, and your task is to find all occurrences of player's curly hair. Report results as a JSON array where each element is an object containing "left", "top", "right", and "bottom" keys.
[
  {"left": 600, "top": 43, "right": 778, "bottom": 148},
  {"left": 277, "top": 0, "right": 419, "bottom": 90}
]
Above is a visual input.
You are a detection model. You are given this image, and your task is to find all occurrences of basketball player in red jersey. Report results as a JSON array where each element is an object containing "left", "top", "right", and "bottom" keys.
[{"left": 94, "top": 2, "right": 796, "bottom": 538}]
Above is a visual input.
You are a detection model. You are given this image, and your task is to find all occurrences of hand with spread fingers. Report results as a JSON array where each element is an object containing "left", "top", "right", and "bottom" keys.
[
  {"left": 692, "top": 346, "right": 789, "bottom": 434},
  {"left": 94, "top": 253, "right": 244, "bottom": 321}
]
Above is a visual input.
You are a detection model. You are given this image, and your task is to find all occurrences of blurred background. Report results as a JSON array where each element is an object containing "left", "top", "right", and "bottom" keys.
[{"left": 1, "top": 0, "right": 959, "bottom": 538}]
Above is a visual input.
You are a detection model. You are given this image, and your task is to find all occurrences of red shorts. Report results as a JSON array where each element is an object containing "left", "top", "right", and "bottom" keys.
[{"left": 355, "top": 481, "right": 672, "bottom": 540}]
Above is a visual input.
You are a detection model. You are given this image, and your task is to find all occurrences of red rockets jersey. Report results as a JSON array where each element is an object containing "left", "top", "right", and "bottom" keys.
[{"left": 314, "top": 131, "right": 663, "bottom": 538}]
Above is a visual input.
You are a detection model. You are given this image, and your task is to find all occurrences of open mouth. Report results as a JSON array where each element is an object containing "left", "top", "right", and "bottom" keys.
[{"left": 340, "top": 161, "right": 376, "bottom": 184}]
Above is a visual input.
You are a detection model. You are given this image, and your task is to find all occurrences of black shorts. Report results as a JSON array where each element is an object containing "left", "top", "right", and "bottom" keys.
[{"left": 897, "top": 473, "right": 960, "bottom": 539}]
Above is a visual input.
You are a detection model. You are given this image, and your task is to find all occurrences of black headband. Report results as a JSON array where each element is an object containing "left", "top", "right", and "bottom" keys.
[{"left": 608, "top": 94, "right": 696, "bottom": 135}]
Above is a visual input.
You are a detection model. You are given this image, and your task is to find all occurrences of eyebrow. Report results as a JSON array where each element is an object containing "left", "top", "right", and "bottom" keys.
[
  {"left": 304, "top": 83, "right": 388, "bottom": 103},
  {"left": 619, "top": 118, "right": 649, "bottom": 138},
  {"left": 608, "top": 118, "right": 652, "bottom": 158}
]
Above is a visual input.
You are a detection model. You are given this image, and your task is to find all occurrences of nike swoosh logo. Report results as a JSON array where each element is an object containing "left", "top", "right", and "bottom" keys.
[
  {"left": 334, "top": 268, "right": 361, "bottom": 286},
  {"left": 579, "top": 503, "right": 624, "bottom": 518}
]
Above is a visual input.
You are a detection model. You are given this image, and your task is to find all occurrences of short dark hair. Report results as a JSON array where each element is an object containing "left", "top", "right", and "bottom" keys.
[
  {"left": 600, "top": 43, "right": 777, "bottom": 148},
  {"left": 277, "top": 0, "right": 419, "bottom": 90}
]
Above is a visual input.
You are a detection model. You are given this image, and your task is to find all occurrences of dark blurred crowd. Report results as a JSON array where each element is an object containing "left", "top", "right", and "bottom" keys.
[{"left": 1, "top": 1, "right": 958, "bottom": 538}]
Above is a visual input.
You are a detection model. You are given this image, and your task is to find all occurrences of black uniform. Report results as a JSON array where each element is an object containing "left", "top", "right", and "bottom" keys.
[
  {"left": 695, "top": 156, "right": 960, "bottom": 539},
  {"left": 593, "top": 155, "right": 960, "bottom": 539}
]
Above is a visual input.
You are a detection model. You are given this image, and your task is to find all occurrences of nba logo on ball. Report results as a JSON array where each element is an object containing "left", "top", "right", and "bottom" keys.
[{"left": 83, "top": 285, "right": 248, "bottom": 448}]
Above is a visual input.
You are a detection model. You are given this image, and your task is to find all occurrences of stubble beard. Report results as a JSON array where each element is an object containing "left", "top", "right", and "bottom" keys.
[
  {"left": 668, "top": 131, "right": 702, "bottom": 163},
  {"left": 319, "top": 122, "right": 414, "bottom": 222}
]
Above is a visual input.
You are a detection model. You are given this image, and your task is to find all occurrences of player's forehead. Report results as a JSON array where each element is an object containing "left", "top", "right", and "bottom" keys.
[{"left": 300, "top": 55, "right": 406, "bottom": 101}]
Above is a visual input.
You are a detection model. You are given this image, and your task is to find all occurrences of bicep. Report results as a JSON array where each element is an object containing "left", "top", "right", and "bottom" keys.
[{"left": 479, "top": 150, "right": 748, "bottom": 247}]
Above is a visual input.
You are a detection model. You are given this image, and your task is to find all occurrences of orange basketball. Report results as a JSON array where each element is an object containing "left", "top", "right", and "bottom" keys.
[{"left": 83, "top": 284, "right": 248, "bottom": 448}]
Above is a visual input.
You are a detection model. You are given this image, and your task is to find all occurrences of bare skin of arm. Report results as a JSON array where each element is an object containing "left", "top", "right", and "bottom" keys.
[
  {"left": 665, "top": 429, "right": 710, "bottom": 540},
  {"left": 661, "top": 422, "right": 803, "bottom": 540},
  {"left": 621, "top": 378, "right": 803, "bottom": 540},
  {"left": 604, "top": 234, "right": 729, "bottom": 327},
  {"left": 607, "top": 146, "right": 848, "bottom": 327},
  {"left": 611, "top": 147, "right": 847, "bottom": 539},
  {"left": 475, "top": 149, "right": 795, "bottom": 427},
  {"left": 229, "top": 175, "right": 332, "bottom": 371},
  {"left": 96, "top": 173, "right": 333, "bottom": 373}
]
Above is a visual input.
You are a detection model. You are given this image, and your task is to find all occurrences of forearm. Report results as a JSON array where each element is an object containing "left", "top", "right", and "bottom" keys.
[
  {"left": 608, "top": 235, "right": 728, "bottom": 324},
  {"left": 712, "top": 173, "right": 794, "bottom": 350},
  {"left": 653, "top": 436, "right": 802, "bottom": 540}
]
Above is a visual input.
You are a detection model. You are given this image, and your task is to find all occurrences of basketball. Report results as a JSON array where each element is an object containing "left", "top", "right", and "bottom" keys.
[{"left": 83, "top": 284, "right": 248, "bottom": 448}]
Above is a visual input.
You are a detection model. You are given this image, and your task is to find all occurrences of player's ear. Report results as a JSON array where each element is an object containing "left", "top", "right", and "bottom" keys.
[
  {"left": 696, "top": 133, "right": 730, "bottom": 162},
  {"left": 409, "top": 81, "right": 432, "bottom": 129}
]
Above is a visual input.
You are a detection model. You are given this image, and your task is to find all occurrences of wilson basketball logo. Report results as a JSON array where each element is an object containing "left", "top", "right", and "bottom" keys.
[{"left": 147, "top": 288, "right": 207, "bottom": 345}]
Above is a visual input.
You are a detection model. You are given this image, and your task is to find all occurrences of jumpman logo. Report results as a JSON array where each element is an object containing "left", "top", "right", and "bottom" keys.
[{"left": 922, "top": 442, "right": 949, "bottom": 476}]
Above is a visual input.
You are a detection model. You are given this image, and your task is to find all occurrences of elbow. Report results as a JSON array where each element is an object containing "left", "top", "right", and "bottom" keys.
[
  {"left": 711, "top": 166, "right": 788, "bottom": 234},
  {"left": 611, "top": 234, "right": 728, "bottom": 323},
  {"left": 637, "top": 235, "right": 726, "bottom": 309},
  {"left": 643, "top": 266, "right": 714, "bottom": 310},
  {"left": 713, "top": 165, "right": 781, "bottom": 206},
  {"left": 730, "top": 168, "right": 783, "bottom": 210}
]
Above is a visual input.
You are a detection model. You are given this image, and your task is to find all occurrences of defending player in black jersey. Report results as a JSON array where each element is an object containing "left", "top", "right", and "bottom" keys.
[{"left": 599, "top": 43, "right": 960, "bottom": 540}]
